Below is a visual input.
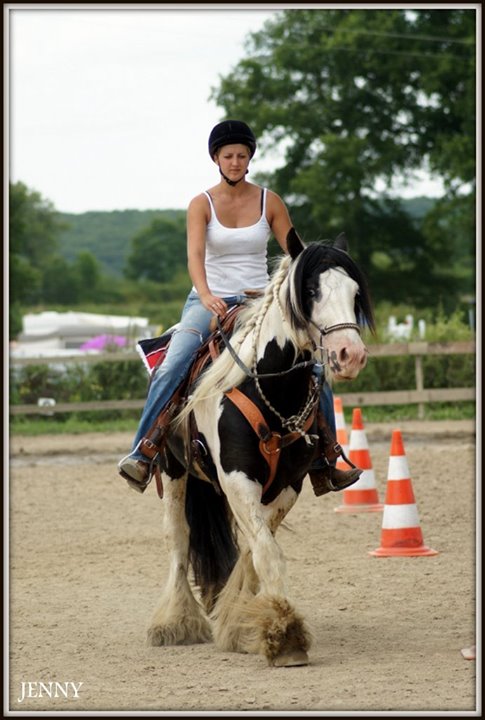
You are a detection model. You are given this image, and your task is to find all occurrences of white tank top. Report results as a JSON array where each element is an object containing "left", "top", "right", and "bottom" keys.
[{"left": 192, "top": 188, "right": 271, "bottom": 297}]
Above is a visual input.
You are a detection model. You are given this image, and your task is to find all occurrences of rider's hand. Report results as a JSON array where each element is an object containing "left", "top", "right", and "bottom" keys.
[{"left": 200, "top": 293, "right": 228, "bottom": 316}]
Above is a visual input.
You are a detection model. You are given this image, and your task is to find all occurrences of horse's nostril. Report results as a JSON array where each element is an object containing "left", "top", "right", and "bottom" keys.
[{"left": 339, "top": 348, "right": 348, "bottom": 363}]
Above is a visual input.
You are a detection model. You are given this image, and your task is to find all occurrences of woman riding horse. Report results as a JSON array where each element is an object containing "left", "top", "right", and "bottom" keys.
[{"left": 118, "top": 119, "right": 361, "bottom": 495}]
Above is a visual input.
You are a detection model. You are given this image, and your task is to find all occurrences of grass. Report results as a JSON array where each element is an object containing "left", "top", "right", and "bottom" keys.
[
  {"left": 350, "top": 402, "right": 475, "bottom": 423},
  {"left": 9, "top": 414, "right": 139, "bottom": 436},
  {"left": 8, "top": 402, "right": 475, "bottom": 437}
]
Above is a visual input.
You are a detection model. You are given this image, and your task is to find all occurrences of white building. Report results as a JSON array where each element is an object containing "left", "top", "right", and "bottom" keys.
[{"left": 10, "top": 311, "right": 151, "bottom": 359}]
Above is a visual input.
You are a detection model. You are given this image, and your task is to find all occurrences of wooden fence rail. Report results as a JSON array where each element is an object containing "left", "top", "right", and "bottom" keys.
[{"left": 9, "top": 340, "right": 476, "bottom": 418}]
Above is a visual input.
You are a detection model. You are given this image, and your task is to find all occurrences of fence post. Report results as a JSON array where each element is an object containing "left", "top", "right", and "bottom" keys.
[{"left": 415, "top": 354, "right": 425, "bottom": 419}]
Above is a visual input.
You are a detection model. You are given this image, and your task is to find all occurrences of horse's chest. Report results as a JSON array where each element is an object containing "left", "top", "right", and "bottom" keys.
[{"left": 217, "top": 398, "right": 317, "bottom": 500}]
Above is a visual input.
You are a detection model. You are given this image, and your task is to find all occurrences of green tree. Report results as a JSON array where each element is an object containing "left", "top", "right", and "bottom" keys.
[
  {"left": 9, "top": 181, "right": 63, "bottom": 266},
  {"left": 9, "top": 182, "right": 67, "bottom": 337},
  {"left": 124, "top": 215, "right": 187, "bottom": 283},
  {"left": 73, "top": 250, "right": 102, "bottom": 302},
  {"left": 41, "top": 256, "right": 81, "bottom": 304},
  {"left": 210, "top": 8, "right": 475, "bottom": 308},
  {"left": 407, "top": 10, "right": 475, "bottom": 188}
]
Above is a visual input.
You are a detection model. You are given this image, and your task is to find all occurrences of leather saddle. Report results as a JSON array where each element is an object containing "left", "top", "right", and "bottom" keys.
[{"left": 138, "top": 303, "right": 248, "bottom": 493}]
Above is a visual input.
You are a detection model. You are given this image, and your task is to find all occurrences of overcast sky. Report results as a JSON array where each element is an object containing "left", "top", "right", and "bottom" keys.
[{"left": 8, "top": 4, "right": 446, "bottom": 215}]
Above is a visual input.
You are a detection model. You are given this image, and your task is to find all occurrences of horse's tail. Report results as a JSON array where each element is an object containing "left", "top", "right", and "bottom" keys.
[{"left": 185, "top": 474, "right": 239, "bottom": 612}]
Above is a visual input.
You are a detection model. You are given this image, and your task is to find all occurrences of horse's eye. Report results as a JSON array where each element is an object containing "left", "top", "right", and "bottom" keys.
[{"left": 307, "top": 288, "right": 316, "bottom": 298}]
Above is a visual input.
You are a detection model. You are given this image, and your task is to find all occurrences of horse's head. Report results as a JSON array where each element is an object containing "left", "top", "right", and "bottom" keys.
[{"left": 285, "top": 228, "right": 375, "bottom": 381}]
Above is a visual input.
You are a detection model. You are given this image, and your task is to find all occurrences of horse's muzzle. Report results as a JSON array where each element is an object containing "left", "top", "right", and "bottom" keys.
[{"left": 326, "top": 340, "right": 368, "bottom": 379}]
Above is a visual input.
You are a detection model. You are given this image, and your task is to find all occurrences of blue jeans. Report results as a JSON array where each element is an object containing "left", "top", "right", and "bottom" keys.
[
  {"left": 129, "top": 292, "right": 336, "bottom": 462},
  {"left": 320, "top": 374, "right": 336, "bottom": 437},
  {"left": 130, "top": 291, "right": 248, "bottom": 461}
]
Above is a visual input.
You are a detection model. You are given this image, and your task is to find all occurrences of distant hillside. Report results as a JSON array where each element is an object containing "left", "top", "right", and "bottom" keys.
[
  {"left": 56, "top": 198, "right": 436, "bottom": 278},
  {"left": 399, "top": 196, "right": 437, "bottom": 220},
  {"left": 56, "top": 208, "right": 186, "bottom": 277}
]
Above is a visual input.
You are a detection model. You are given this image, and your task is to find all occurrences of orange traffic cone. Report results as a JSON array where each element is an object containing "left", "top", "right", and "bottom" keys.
[
  {"left": 334, "top": 408, "right": 383, "bottom": 513},
  {"left": 334, "top": 397, "right": 351, "bottom": 471},
  {"left": 369, "top": 430, "right": 438, "bottom": 557}
]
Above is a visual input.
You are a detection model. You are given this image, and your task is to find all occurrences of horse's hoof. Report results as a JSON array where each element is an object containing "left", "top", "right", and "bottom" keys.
[{"left": 272, "top": 650, "right": 309, "bottom": 667}]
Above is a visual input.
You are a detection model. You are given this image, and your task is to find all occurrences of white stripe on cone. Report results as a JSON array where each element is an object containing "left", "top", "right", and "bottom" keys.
[
  {"left": 348, "top": 429, "right": 369, "bottom": 451},
  {"left": 388, "top": 455, "right": 411, "bottom": 480},
  {"left": 382, "top": 503, "right": 421, "bottom": 529}
]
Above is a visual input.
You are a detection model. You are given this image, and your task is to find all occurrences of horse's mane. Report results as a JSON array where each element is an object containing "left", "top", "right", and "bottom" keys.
[{"left": 180, "top": 254, "right": 294, "bottom": 415}]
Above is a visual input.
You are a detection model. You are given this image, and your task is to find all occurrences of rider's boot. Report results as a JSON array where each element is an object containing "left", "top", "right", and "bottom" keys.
[
  {"left": 308, "top": 413, "right": 362, "bottom": 497},
  {"left": 118, "top": 423, "right": 167, "bottom": 494},
  {"left": 118, "top": 385, "right": 186, "bottom": 493}
]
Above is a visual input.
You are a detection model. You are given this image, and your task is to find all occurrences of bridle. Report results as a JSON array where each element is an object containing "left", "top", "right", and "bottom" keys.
[
  {"left": 216, "top": 310, "right": 362, "bottom": 381},
  {"left": 308, "top": 318, "right": 362, "bottom": 355}
]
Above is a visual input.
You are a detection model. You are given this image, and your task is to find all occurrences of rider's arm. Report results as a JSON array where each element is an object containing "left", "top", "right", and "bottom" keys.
[{"left": 266, "top": 190, "right": 293, "bottom": 253}]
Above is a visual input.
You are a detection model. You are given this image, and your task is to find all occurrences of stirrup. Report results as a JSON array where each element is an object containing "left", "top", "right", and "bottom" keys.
[
  {"left": 123, "top": 474, "right": 151, "bottom": 494},
  {"left": 118, "top": 455, "right": 157, "bottom": 494},
  {"left": 118, "top": 465, "right": 152, "bottom": 494},
  {"left": 309, "top": 465, "right": 362, "bottom": 497},
  {"left": 326, "top": 466, "right": 362, "bottom": 492}
]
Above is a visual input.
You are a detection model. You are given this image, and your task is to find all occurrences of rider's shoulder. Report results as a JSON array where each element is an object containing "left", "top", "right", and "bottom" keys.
[{"left": 188, "top": 192, "right": 211, "bottom": 213}]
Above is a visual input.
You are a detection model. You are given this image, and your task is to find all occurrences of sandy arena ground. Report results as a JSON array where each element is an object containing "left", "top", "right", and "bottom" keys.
[{"left": 8, "top": 420, "right": 478, "bottom": 715}]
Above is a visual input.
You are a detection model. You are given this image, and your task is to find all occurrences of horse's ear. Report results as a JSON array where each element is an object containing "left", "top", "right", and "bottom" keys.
[
  {"left": 287, "top": 227, "right": 305, "bottom": 259},
  {"left": 333, "top": 232, "right": 348, "bottom": 252}
]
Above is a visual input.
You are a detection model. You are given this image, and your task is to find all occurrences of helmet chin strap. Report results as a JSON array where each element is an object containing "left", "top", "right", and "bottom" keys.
[{"left": 219, "top": 168, "right": 249, "bottom": 186}]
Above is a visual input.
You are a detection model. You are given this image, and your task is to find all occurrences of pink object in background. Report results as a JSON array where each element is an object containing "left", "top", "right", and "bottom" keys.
[{"left": 79, "top": 334, "right": 127, "bottom": 351}]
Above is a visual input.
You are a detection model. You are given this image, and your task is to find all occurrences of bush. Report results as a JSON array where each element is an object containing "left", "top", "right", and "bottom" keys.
[
  {"left": 80, "top": 360, "right": 148, "bottom": 401},
  {"left": 11, "top": 363, "right": 89, "bottom": 405},
  {"left": 10, "top": 359, "right": 149, "bottom": 407}
]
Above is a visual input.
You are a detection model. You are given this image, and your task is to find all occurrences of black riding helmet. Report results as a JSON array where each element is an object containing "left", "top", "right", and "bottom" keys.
[{"left": 208, "top": 120, "right": 257, "bottom": 159}]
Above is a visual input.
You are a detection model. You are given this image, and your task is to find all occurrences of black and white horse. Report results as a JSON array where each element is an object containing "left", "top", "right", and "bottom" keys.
[{"left": 147, "top": 228, "right": 374, "bottom": 666}]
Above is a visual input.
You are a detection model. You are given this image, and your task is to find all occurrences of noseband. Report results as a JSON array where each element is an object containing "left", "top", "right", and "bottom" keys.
[
  {"left": 310, "top": 320, "right": 361, "bottom": 337},
  {"left": 308, "top": 320, "right": 363, "bottom": 371}
]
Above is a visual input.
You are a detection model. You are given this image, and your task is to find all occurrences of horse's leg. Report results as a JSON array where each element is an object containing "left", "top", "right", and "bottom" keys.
[
  {"left": 147, "top": 469, "right": 212, "bottom": 646},
  {"left": 210, "top": 543, "right": 259, "bottom": 649},
  {"left": 212, "top": 477, "right": 311, "bottom": 666}
]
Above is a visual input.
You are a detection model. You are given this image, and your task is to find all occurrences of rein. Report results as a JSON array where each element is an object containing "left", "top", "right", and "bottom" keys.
[{"left": 216, "top": 316, "right": 360, "bottom": 381}]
